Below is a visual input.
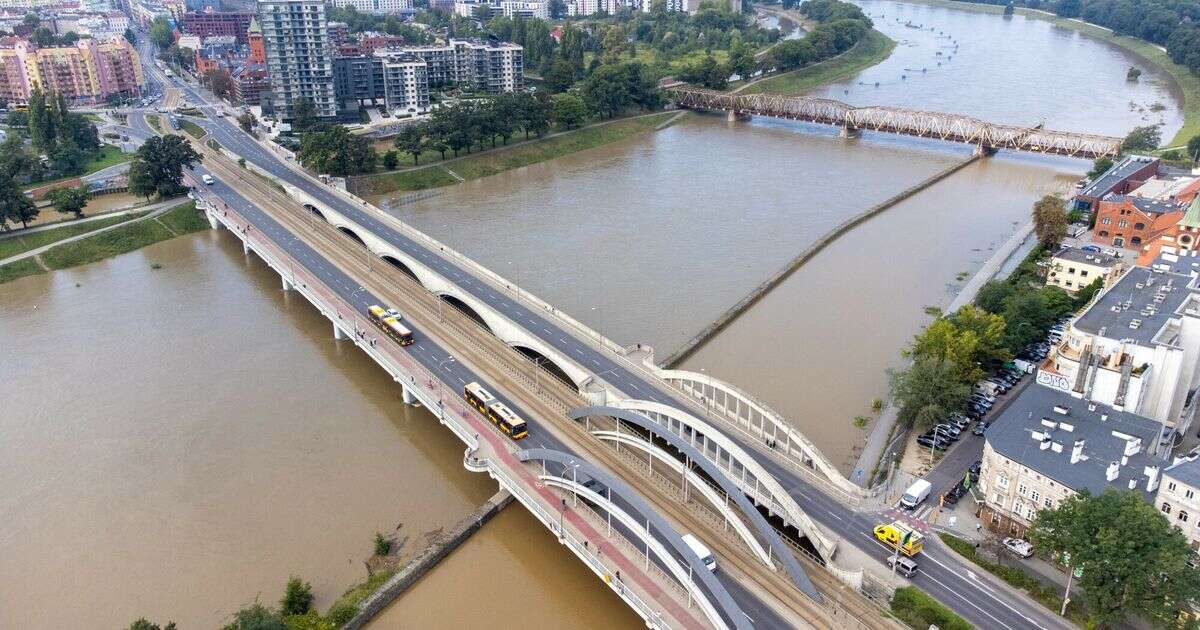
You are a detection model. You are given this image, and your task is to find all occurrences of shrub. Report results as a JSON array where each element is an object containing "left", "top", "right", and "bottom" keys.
[
  {"left": 374, "top": 532, "right": 391, "bottom": 556},
  {"left": 280, "top": 576, "right": 314, "bottom": 616},
  {"left": 890, "top": 586, "right": 972, "bottom": 630}
]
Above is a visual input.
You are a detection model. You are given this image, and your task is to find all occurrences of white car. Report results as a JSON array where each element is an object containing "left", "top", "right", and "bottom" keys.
[{"left": 1003, "top": 537, "right": 1034, "bottom": 558}]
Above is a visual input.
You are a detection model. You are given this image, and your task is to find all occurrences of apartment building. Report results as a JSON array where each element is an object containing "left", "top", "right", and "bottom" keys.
[
  {"left": 1156, "top": 455, "right": 1200, "bottom": 550},
  {"left": 180, "top": 9, "right": 256, "bottom": 45},
  {"left": 499, "top": 0, "right": 547, "bottom": 18},
  {"left": 1045, "top": 247, "right": 1124, "bottom": 294},
  {"left": 979, "top": 385, "right": 1163, "bottom": 535},
  {"left": 258, "top": 0, "right": 337, "bottom": 120},
  {"left": 402, "top": 38, "right": 522, "bottom": 93},
  {"left": 1039, "top": 262, "right": 1200, "bottom": 440},
  {"left": 331, "top": 0, "right": 413, "bottom": 13},
  {"left": 1073, "top": 155, "right": 1160, "bottom": 214},
  {"left": 332, "top": 50, "right": 428, "bottom": 115},
  {"left": 0, "top": 37, "right": 142, "bottom": 105}
]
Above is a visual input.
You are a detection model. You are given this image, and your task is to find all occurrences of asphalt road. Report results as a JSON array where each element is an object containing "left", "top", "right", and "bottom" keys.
[{"left": 141, "top": 53, "right": 1075, "bottom": 630}]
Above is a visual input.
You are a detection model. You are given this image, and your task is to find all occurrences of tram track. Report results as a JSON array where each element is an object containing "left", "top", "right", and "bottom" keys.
[{"left": 193, "top": 137, "right": 897, "bottom": 629}]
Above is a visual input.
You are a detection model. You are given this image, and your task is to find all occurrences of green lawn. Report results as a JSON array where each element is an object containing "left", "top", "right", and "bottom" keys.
[
  {"left": 900, "top": 0, "right": 1200, "bottom": 146},
  {"left": 891, "top": 586, "right": 972, "bottom": 630},
  {"left": 157, "top": 202, "right": 210, "bottom": 235},
  {"left": 147, "top": 115, "right": 162, "bottom": 133},
  {"left": 181, "top": 120, "right": 206, "bottom": 139},
  {"left": 0, "top": 213, "right": 140, "bottom": 260},
  {"left": 360, "top": 165, "right": 460, "bottom": 195},
  {"left": 34, "top": 203, "right": 205, "bottom": 272},
  {"left": 23, "top": 145, "right": 134, "bottom": 190},
  {"left": 0, "top": 258, "right": 44, "bottom": 284},
  {"left": 741, "top": 30, "right": 897, "bottom": 95}
]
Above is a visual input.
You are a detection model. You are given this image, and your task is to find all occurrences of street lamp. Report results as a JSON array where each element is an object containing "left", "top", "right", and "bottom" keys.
[{"left": 507, "top": 260, "right": 520, "bottom": 302}]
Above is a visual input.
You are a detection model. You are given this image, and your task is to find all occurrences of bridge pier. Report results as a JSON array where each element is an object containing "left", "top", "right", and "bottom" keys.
[
  {"left": 402, "top": 385, "right": 420, "bottom": 407},
  {"left": 726, "top": 110, "right": 750, "bottom": 122},
  {"left": 205, "top": 210, "right": 220, "bottom": 230},
  {"left": 333, "top": 320, "right": 347, "bottom": 340},
  {"left": 282, "top": 276, "right": 293, "bottom": 291},
  {"left": 840, "top": 126, "right": 862, "bottom": 139},
  {"left": 974, "top": 144, "right": 997, "bottom": 157}
]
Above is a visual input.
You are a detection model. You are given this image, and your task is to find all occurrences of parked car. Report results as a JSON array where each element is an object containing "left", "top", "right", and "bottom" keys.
[
  {"left": 972, "top": 422, "right": 988, "bottom": 436},
  {"left": 917, "top": 435, "right": 949, "bottom": 451},
  {"left": 968, "top": 461, "right": 982, "bottom": 477},
  {"left": 933, "top": 424, "right": 962, "bottom": 439},
  {"left": 887, "top": 555, "right": 920, "bottom": 577},
  {"left": 1003, "top": 538, "right": 1035, "bottom": 558}
]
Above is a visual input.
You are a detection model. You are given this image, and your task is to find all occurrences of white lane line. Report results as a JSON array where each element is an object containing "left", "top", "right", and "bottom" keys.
[{"left": 919, "top": 550, "right": 1050, "bottom": 629}]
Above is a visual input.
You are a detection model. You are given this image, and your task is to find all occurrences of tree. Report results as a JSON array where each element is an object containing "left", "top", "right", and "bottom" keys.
[
  {"left": 203, "top": 68, "right": 234, "bottom": 99},
  {"left": 124, "top": 28, "right": 136, "bottom": 45},
  {"left": 1032, "top": 194, "right": 1069, "bottom": 246},
  {"left": 1187, "top": 134, "right": 1200, "bottom": 164},
  {"left": 237, "top": 111, "right": 258, "bottom": 135},
  {"left": 974, "top": 280, "right": 1015, "bottom": 314},
  {"left": 0, "top": 175, "right": 38, "bottom": 229},
  {"left": 279, "top": 577, "right": 313, "bottom": 616},
  {"left": 220, "top": 603, "right": 286, "bottom": 630},
  {"left": 127, "top": 619, "right": 177, "bottom": 630},
  {"left": 149, "top": 17, "right": 174, "bottom": 51},
  {"left": 395, "top": 123, "right": 427, "bottom": 165},
  {"left": 374, "top": 531, "right": 392, "bottom": 555},
  {"left": 1121, "top": 125, "right": 1162, "bottom": 153},
  {"left": 1073, "top": 276, "right": 1104, "bottom": 308},
  {"left": 1028, "top": 490, "right": 1200, "bottom": 628},
  {"left": 382, "top": 149, "right": 399, "bottom": 170},
  {"left": 22, "top": 11, "right": 38, "bottom": 29},
  {"left": 888, "top": 355, "right": 971, "bottom": 429},
  {"left": 552, "top": 93, "right": 588, "bottom": 129},
  {"left": 128, "top": 134, "right": 203, "bottom": 199},
  {"left": 48, "top": 185, "right": 89, "bottom": 219},
  {"left": 1086, "top": 156, "right": 1113, "bottom": 180},
  {"left": 30, "top": 26, "right": 54, "bottom": 47},
  {"left": 27, "top": 88, "right": 54, "bottom": 153},
  {"left": 298, "top": 126, "right": 377, "bottom": 176},
  {"left": 290, "top": 98, "right": 317, "bottom": 132},
  {"left": 543, "top": 59, "right": 578, "bottom": 94}
]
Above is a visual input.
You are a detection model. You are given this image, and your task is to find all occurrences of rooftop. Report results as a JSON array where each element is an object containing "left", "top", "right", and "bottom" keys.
[
  {"left": 1105, "top": 194, "right": 1185, "bottom": 216},
  {"left": 1165, "top": 455, "right": 1200, "bottom": 490},
  {"left": 987, "top": 384, "right": 1164, "bottom": 498},
  {"left": 1052, "top": 247, "right": 1121, "bottom": 268},
  {"left": 1149, "top": 250, "right": 1200, "bottom": 276},
  {"left": 1130, "top": 175, "right": 1200, "bottom": 202},
  {"left": 1074, "top": 266, "right": 1194, "bottom": 345},
  {"left": 1080, "top": 155, "right": 1158, "bottom": 199}
]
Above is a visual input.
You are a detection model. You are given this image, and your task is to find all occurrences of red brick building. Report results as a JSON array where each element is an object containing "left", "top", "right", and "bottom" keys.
[
  {"left": 181, "top": 9, "right": 256, "bottom": 46},
  {"left": 1093, "top": 195, "right": 1184, "bottom": 249}
]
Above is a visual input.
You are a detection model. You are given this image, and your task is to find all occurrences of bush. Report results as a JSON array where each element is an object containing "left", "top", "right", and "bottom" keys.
[
  {"left": 324, "top": 602, "right": 357, "bottom": 626},
  {"left": 280, "top": 576, "right": 314, "bottom": 616},
  {"left": 374, "top": 532, "right": 391, "bottom": 556},
  {"left": 891, "top": 586, "right": 972, "bottom": 630}
]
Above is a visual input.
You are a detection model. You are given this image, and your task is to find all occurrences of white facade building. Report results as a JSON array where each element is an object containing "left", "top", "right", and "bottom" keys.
[
  {"left": 1156, "top": 455, "right": 1200, "bottom": 551},
  {"left": 331, "top": 0, "right": 413, "bottom": 14},
  {"left": 258, "top": 0, "right": 337, "bottom": 119},
  {"left": 375, "top": 49, "right": 429, "bottom": 114},
  {"left": 500, "top": 0, "right": 547, "bottom": 18},
  {"left": 401, "top": 38, "right": 522, "bottom": 93}
]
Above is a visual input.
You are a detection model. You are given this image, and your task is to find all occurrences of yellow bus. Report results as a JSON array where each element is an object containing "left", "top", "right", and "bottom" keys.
[
  {"left": 464, "top": 381, "right": 496, "bottom": 414},
  {"left": 487, "top": 401, "right": 528, "bottom": 440},
  {"left": 367, "top": 304, "right": 414, "bottom": 346}
]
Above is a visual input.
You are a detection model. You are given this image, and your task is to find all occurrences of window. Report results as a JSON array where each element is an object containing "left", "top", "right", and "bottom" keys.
[
  {"left": 1132, "top": 237, "right": 1143, "bottom": 246},
  {"left": 997, "top": 473, "right": 1009, "bottom": 489},
  {"left": 1102, "top": 217, "right": 1112, "bottom": 225},
  {"left": 1044, "top": 497, "right": 1052, "bottom": 509},
  {"left": 1031, "top": 490, "right": 1041, "bottom": 503},
  {"left": 1119, "top": 219, "right": 1128, "bottom": 228},
  {"left": 1170, "top": 482, "right": 1178, "bottom": 492},
  {"left": 1068, "top": 267, "right": 1076, "bottom": 274},
  {"left": 1164, "top": 502, "right": 1173, "bottom": 515},
  {"left": 1135, "top": 222, "right": 1145, "bottom": 230},
  {"left": 1025, "top": 505, "right": 1037, "bottom": 519},
  {"left": 1100, "top": 230, "right": 1110, "bottom": 237},
  {"left": 1080, "top": 270, "right": 1089, "bottom": 277},
  {"left": 1183, "top": 511, "right": 1191, "bottom": 523},
  {"left": 1187, "top": 489, "right": 1195, "bottom": 500},
  {"left": 991, "top": 512, "right": 1001, "bottom": 525},
  {"left": 1018, "top": 483, "right": 1028, "bottom": 497}
]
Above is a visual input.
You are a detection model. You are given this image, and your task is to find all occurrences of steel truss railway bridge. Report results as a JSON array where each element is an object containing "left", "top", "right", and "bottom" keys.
[{"left": 670, "top": 87, "right": 1123, "bottom": 159}]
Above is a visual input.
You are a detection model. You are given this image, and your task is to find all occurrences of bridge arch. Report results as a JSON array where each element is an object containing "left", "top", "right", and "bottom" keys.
[
  {"left": 574, "top": 405, "right": 822, "bottom": 600},
  {"left": 517, "top": 447, "right": 752, "bottom": 630},
  {"left": 336, "top": 225, "right": 366, "bottom": 246},
  {"left": 606, "top": 398, "right": 838, "bottom": 563},
  {"left": 655, "top": 368, "right": 870, "bottom": 499},
  {"left": 438, "top": 293, "right": 494, "bottom": 334},
  {"left": 302, "top": 203, "right": 327, "bottom": 222},
  {"left": 381, "top": 254, "right": 421, "bottom": 283},
  {"left": 512, "top": 344, "right": 576, "bottom": 388}
]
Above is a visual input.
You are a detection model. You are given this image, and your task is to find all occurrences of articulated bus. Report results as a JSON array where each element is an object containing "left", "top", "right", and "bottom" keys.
[
  {"left": 464, "top": 382, "right": 528, "bottom": 440},
  {"left": 367, "top": 304, "right": 415, "bottom": 346}
]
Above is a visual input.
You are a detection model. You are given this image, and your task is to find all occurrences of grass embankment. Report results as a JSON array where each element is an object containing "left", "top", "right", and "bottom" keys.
[
  {"left": 147, "top": 115, "right": 162, "bottom": 133},
  {"left": 938, "top": 533, "right": 1087, "bottom": 626},
  {"left": 23, "top": 145, "right": 133, "bottom": 190},
  {"left": 180, "top": 120, "right": 206, "bottom": 139},
  {"left": 0, "top": 213, "right": 140, "bottom": 260},
  {"left": 0, "top": 202, "right": 207, "bottom": 284},
  {"left": 360, "top": 112, "right": 675, "bottom": 196},
  {"left": 741, "top": 30, "right": 897, "bottom": 95},
  {"left": 900, "top": 0, "right": 1200, "bottom": 146},
  {"left": 891, "top": 586, "right": 972, "bottom": 630}
]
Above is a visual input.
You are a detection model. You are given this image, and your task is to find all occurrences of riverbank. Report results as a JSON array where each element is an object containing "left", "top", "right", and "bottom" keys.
[
  {"left": 899, "top": 0, "right": 1200, "bottom": 145},
  {"left": 739, "top": 29, "right": 897, "bottom": 95},
  {"left": 0, "top": 201, "right": 206, "bottom": 284},
  {"left": 353, "top": 111, "right": 677, "bottom": 199}
]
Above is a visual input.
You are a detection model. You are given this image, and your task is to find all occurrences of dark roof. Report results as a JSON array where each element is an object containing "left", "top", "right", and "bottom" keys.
[
  {"left": 1080, "top": 155, "right": 1158, "bottom": 199},
  {"left": 1165, "top": 456, "right": 1200, "bottom": 489},
  {"left": 1073, "top": 266, "right": 1194, "bottom": 345},
  {"left": 987, "top": 385, "right": 1164, "bottom": 498},
  {"left": 1109, "top": 194, "right": 1184, "bottom": 216},
  {"left": 1149, "top": 250, "right": 1200, "bottom": 277},
  {"left": 1053, "top": 247, "right": 1120, "bottom": 267}
]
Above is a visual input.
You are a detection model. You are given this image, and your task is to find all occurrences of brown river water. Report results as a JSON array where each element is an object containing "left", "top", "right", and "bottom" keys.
[{"left": 0, "top": 0, "right": 1185, "bottom": 626}]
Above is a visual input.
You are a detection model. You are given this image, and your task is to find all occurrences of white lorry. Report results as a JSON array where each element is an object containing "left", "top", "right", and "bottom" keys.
[
  {"left": 682, "top": 533, "right": 717, "bottom": 572},
  {"left": 900, "top": 479, "right": 933, "bottom": 510}
]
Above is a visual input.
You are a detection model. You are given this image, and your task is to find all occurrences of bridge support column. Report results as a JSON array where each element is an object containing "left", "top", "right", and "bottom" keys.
[
  {"left": 840, "top": 126, "right": 861, "bottom": 139},
  {"left": 726, "top": 110, "right": 749, "bottom": 122},
  {"left": 282, "top": 276, "right": 292, "bottom": 291},
  {"left": 206, "top": 211, "right": 220, "bottom": 230},
  {"left": 402, "top": 385, "right": 419, "bottom": 406},
  {"left": 974, "top": 144, "right": 997, "bottom": 157},
  {"left": 333, "top": 320, "right": 347, "bottom": 340}
]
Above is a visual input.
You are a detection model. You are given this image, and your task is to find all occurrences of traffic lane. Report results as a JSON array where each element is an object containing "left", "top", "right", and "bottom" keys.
[
  {"left": 198, "top": 112, "right": 1069, "bottom": 630},
  {"left": 197, "top": 170, "right": 762, "bottom": 626}
]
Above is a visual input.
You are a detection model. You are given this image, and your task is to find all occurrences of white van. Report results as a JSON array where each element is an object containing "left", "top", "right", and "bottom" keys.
[
  {"left": 900, "top": 479, "right": 932, "bottom": 510},
  {"left": 202, "top": 174, "right": 214, "bottom": 185},
  {"left": 682, "top": 533, "right": 717, "bottom": 572}
]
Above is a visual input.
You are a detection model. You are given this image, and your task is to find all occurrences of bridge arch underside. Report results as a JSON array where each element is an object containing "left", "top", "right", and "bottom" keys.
[
  {"left": 336, "top": 225, "right": 366, "bottom": 246},
  {"left": 512, "top": 345, "right": 576, "bottom": 387},
  {"left": 381, "top": 254, "right": 420, "bottom": 282},
  {"left": 437, "top": 293, "right": 494, "bottom": 334},
  {"left": 302, "top": 203, "right": 327, "bottom": 222}
]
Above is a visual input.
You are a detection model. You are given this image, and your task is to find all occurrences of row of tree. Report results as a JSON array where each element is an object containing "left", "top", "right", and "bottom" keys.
[{"left": 889, "top": 195, "right": 1086, "bottom": 429}]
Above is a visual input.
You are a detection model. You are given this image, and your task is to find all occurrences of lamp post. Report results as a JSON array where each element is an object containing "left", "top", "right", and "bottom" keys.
[{"left": 507, "top": 260, "right": 520, "bottom": 302}]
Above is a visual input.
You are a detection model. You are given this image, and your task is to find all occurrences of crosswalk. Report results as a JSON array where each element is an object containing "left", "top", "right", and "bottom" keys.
[{"left": 879, "top": 505, "right": 937, "bottom": 533}]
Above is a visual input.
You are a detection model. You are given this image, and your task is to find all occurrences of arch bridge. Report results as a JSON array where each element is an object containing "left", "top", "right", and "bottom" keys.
[{"left": 670, "top": 87, "right": 1122, "bottom": 159}]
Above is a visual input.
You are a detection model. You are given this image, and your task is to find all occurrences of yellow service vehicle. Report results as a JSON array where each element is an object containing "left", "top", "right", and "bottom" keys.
[{"left": 874, "top": 521, "right": 925, "bottom": 557}]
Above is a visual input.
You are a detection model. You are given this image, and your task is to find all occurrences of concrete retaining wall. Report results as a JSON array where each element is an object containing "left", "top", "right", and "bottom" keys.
[
  {"left": 341, "top": 490, "right": 514, "bottom": 630},
  {"left": 661, "top": 153, "right": 981, "bottom": 368}
]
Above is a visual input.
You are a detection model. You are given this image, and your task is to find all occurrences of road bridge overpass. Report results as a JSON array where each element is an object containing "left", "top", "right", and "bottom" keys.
[{"left": 669, "top": 87, "right": 1123, "bottom": 158}]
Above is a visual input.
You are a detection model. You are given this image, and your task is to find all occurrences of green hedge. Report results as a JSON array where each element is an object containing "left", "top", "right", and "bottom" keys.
[{"left": 891, "top": 586, "right": 973, "bottom": 630}]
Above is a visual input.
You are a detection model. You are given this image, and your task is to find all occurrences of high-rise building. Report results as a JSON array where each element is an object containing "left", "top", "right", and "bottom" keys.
[
  {"left": 0, "top": 37, "right": 143, "bottom": 105},
  {"left": 258, "top": 0, "right": 336, "bottom": 120},
  {"left": 331, "top": 0, "right": 413, "bottom": 14},
  {"left": 377, "top": 50, "right": 428, "bottom": 114},
  {"left": 401, "top": 38, "right": 522, "bottom": 93},
  {"left": 181, "top": 9, "right": 257, "bottom": 46}
]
